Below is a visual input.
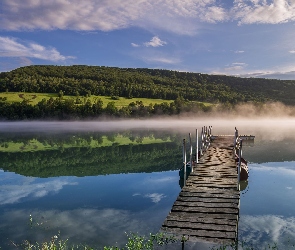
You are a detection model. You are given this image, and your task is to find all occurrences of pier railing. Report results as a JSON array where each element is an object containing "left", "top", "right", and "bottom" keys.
[
  {"left": 181, "top": 126, "right": 253, "bottom": 189},
  {"left": 182, "top": 126, "right": 213, "bottom": 186}
]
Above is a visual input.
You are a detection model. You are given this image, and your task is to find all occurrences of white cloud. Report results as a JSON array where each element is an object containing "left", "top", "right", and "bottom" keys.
[
  {"left": 142, "top": 54, "right": 181, "bottom": 64},
  {"left": 0, "top": 0, "right": 226, "bottom": 35},
  {"left": 132, "top": 192, "right": 166, "bottom": 203},
  {"left": 289, "top": 50, "right": 295, "bottom": 53},
  {"left": 144, "top": 193, "right": 166, "bottom": 203},
  {"left": 144, "top": 36, "right": 167, "bottom": 47},
  {"left": 146, "top": 57, "right": 180, "bottom": 64},
  {"left": 235, "top": 50, "right": 245, "bottom": 53},
  {"left": 240, "top": 215, "right": 295, "bottom": 248},
  {"left": 0, "top": 36, "right": 75, "bottom": 61},
  {"left": 145, "top": 176, "right": 178, "bottom": 184},
  {"left": 241, "top": 69, "right": 295, "bottom": 80},
  {"left": 0, "top": 178, "right": 78, "bottom": 205},
  {"left": 1, "top": 0, "right": 295, "bottom": 34},
  {"left": 199, "top": 5, "right": 228, "bottom": 23},
  {"left": 232, "top": 0, "right": 295, "bottom": 25},
  {"left": 131, "top": 43, "right": 140, "bottom": 47},
  {"left": 225, "top": 62, "right": 248, "bottom": 71}
]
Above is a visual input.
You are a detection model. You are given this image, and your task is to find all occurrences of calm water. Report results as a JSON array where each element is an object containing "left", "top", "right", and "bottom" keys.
[{"left": 0, "top": 120, "right": 295, "bottom": 249}]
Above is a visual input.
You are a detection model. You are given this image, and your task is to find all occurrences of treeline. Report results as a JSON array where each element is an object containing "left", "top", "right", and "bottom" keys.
[
  {"left": 0, "top": 142, "right": 182, "bottom": 177},
  {"left": 0, "top": 96, "right": 210, "bottom": 120},
  {"left": 0, "top": 130, "right": 178, "bottom": 150},
  {"left": 2, "top": 65, "right": 295, "bottom": 105}
]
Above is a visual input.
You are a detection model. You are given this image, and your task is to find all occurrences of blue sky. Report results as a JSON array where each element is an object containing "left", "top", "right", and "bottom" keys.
[{"left": 0, "top": 0, "right": 295, "bottom": 79}]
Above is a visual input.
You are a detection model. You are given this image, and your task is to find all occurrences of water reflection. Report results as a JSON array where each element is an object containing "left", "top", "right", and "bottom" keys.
[
  {"left": 0, "top": 170, "right": 180, "bottom": 249},
  {"left": 0, "top": 174, "right": 77, "bottom": 205},
  {"left": 0, "top": 131, "right": 183, "bottom": 177},
  {"left": 1, "top": 122, "right": 295, "bottom": 249},
  {"left": 239, "top": 161, "right": 295, "bottom": 249}
]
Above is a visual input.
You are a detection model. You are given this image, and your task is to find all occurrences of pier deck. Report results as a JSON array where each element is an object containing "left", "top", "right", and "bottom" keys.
[{"left": 161, "top": 136, "right": 240, "bottom": 244}]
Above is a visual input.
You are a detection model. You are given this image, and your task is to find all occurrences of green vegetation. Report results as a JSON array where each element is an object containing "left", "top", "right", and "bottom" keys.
[
  {"left": 0, "top": 92, "right": 175, "bottom": 108},
  {"left": 0, "top": 93, "right": 209, "bottom": 120},
  {"left": 1, "top": 65, "right": 295, "bottom": 119},
  {"left": 0, "top": 134, "right": 171, "bottom": 153},
  {"left": 14, "top": 232, "right": 286, "bottom": 250},
  {"left": 15, "top": 232, "right": 181, "bottom": 250},
  {"left": 0, "top": 131, "right": 182, "bottom": 177}
]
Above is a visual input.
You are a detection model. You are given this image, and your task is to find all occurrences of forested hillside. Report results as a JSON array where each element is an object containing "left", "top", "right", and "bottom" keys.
[
  {"left": 0, "top": 65, "right": 295, "bottom": 119},
  {"left": 1, "top": 65, "right": 295, "bottom": 105}
]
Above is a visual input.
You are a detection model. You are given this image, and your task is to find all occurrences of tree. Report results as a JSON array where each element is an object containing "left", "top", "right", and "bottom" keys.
[{"left": 105, "top": 101, "right": 117, "bottom": 115}]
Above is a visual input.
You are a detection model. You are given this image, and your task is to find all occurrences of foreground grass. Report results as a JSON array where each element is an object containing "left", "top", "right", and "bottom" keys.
[
  {"left": 15, "top": 233, "right": 180, "bottom": 250},
  {"left": 16, "top": 236, "right": 285, "bottom": 250}
]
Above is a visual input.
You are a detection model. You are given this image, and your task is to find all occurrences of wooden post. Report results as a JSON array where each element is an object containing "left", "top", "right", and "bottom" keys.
[
  {"left": 200, "top": 127, "right": 203, "bottom": 156},
  {"left": 202, "top": 126, "right": 206, "bottom": 152},
  {"left": 196, "top": 129, "right": 199, "bottom": 164},
  {"left": 209, "top": 126, "right": 212, "bottom": 146},
  {"left": 183, "top": 139, "right": 187, "bottom": 186},
  {"left": 189, "top": 133, "right": 193, "bottom": 173},
  {"left": 234, "top": 127, "right": 239, "bottom": 158},
  {"left": 206, "top": 126, "right": 209, "bottom": 150},
  {"left": 237, "top": 139, "right": 242, "bottom": 191}
]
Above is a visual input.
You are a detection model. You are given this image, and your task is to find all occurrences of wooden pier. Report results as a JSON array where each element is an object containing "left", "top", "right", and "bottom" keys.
[{"left": 162, "top": 135, "right": 240, "bottom": 244}]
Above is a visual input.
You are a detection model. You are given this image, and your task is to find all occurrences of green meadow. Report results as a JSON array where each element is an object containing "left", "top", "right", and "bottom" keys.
[{"left": 0, "top": 92, "right": 174, "bottom": 108}]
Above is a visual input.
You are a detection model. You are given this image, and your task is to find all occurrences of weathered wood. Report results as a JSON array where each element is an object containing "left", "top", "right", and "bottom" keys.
[
  {"left": 163, "top": 221, "right": 236, "bottom": 232},
  {"left": 171, "top": 205, "right": 239, "bottom": 214},
  {"left": 180, "top": 189, "right": 239, "bottom": 197},
  {"left": 167, "top": 211, "right": 238, "bottom": 220},
  {"left": 176, "top": 196, "right": 239, "bottom": 204},
  {"left": 165, "top": 214, "right": 238, "bottom": 225},
  {"left": 161, "top": 135, "right": 240, "bottom": 244},
  {"left": 173, "top": 200, "right": 239, "bottom": 208},
  {"left": 161, "top": 227, "right": 236, "bottom": 240}
]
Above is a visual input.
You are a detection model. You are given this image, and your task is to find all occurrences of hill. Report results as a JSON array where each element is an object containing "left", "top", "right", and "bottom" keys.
[
  {"left": 0, "top": 65, "right": 295, "bottom": 119},
  {"left": 1, "top": 65, "right": 295, "bottom": 105}
]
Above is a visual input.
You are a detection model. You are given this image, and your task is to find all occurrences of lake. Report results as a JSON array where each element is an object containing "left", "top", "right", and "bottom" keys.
[{"left": 0, "top": 119, "right": 295, "bottom": 249}]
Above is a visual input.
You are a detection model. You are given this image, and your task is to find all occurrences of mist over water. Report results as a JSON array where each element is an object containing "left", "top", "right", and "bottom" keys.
[
  {"left": 1, "top": 103, "right": 295, "bottom": 249},
  {"left": 0, "top": 101, "right": 294, "bottom": 140},
  {"left": 1, "top": 117, "right": 295, "bottom": 141}
]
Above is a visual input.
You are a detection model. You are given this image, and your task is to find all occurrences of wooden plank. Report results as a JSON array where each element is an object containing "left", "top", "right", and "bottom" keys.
[
  {"left": 162, "top": 135, "right": 241, "bottom": 245},
  {"left": 180, "top": 190, "right": 239, "bottom": 198},
  {"left": 167, "top": 211, "right": 239, "bottom": 220},
  {"left": 165, "top": 214, "right": 237, "bottom": 226},
  {"left": 173, "top": 200, "right": 239, "bottom": 208},
  {"left": 185, "top": 183, "right": 237, "bottom": 189},
  {"left": 176, "top": 196, "right": 239, "bottom": 204},
  {"left": 171, "top": 205, "right": 239, "bottom": 214},
  {"left": 162, "top": 221, "right": 236, "bottom": 233},
  {"left": 161, "top": 227, "right": 236, "bottom": 240}
]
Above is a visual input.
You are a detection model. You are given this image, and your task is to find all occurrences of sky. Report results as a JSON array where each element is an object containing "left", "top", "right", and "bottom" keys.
[{"left": 0, "top": 0, "right": 295, "bottom": 80}]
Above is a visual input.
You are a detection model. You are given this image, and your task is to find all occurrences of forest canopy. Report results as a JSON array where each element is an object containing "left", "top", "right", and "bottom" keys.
[{"left": 0, "top": 65, "right": 295, "bottom": 119}]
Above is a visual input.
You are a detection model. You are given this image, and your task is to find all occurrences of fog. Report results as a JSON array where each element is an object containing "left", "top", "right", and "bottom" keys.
[
  {"left": 0, "top": 116, "right": 295, "bottom": 141},
  {"left": 0, "top": 102, "right": 295, "bottom": 141}
]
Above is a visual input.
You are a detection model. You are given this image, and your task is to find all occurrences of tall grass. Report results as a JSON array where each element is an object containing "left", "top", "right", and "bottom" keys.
[{"left": 14, "top": 232, "right": 179, "bottom": 250}]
